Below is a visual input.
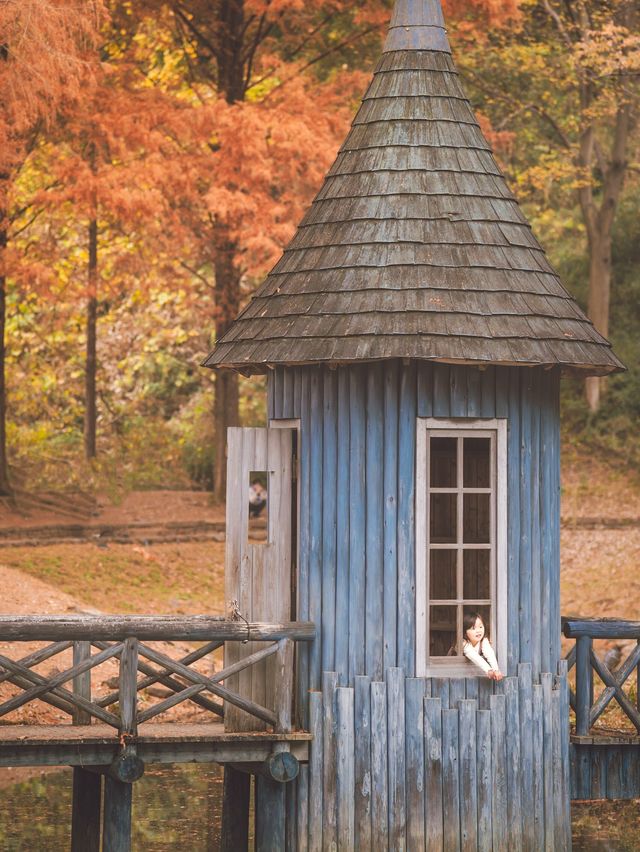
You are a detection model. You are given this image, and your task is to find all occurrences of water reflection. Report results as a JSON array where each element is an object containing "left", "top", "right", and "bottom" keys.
[
  {"left": 0, "top": 765, "right": 637, "bottom": 850},
  {"left": 0, "top": 764, "right": 225, "bottom": 851}
]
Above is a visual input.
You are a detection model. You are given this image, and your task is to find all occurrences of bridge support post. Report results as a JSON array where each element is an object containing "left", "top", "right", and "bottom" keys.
[
  {"left": 103, "top": 775, "right": 132, "bottom": 852},
  {"left": 71, "top": 768, "right": 102, "bottom": 852},
  {"left": 221, "top": 765, "right": 250, "bottom": 851},
  {"left": 255, "top": 773, "right": 286, "bottom": 852}
]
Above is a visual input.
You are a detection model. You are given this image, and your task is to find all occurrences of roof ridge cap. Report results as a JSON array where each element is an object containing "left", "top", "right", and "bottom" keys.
[{"left": 384, "top": 0, "right": 451, "bottom": 54}]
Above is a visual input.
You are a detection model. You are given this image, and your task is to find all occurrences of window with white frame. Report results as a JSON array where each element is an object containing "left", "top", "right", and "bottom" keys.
[{"left": 416, "top": 418, "right": 507, "bottom": 677}]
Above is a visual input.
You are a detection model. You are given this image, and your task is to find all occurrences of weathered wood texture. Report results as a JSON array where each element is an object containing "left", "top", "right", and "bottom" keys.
[
  {"left": 224, "top": 427, "right": 294, "bottom": 731},
  {"left": 272, "top": 362, "right": 561, "bottom": 704},
  {"left": 570, "top": 743, "right": 640, "bottom": 800},
  {"left": 291, "top": 666, "right": 570, "bottom": 850},
  {"left": 204, "top": 0, "right": 622, "bottom": 377}
]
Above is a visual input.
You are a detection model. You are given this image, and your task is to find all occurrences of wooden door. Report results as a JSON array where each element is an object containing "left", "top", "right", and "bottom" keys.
[{"left": 224, "top": 427, "right": 294, "bottom": 731}]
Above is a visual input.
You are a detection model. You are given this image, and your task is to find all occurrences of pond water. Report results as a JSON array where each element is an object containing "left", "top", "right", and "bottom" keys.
[{"left": 0, "top": 766, "right": 638, "bottom": 850}]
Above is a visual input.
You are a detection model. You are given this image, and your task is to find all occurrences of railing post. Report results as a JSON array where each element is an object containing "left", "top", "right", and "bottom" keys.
[
  {"left": 575, "top": 635, "right": 593, "bottom": 735},
  {"left": 119, "top": 637, "right": 138, "bottom": 740},
  {"left": 274, "top": 638, "right": 294, "bottom": 734},
  {"left": 71, "top": 641, "right": 101, "bottom": 852}
]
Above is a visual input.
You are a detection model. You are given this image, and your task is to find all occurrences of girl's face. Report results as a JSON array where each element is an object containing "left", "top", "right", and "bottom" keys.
[{"left": 466, "top": 617, "right": 485, "bottom": 645}]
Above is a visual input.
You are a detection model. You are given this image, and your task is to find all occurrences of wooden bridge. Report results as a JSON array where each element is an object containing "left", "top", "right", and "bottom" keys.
[{"left": 1, "top": 614, "right": 639, "bottom": 850}]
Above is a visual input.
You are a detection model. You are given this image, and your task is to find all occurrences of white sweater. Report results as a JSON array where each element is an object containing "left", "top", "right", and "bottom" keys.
[{"left": 463, "top": 638, "right": 499, "bottom": 675}]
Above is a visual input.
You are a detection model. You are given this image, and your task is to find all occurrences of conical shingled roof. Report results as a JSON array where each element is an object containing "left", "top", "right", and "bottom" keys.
[{"left": 204, "top": 0, "right": 623, "bottom": 376}]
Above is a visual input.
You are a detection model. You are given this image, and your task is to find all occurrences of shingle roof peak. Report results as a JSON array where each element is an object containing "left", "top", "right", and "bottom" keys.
[{"left": 384, "top": 0, "right": 451, "bottom": 54}]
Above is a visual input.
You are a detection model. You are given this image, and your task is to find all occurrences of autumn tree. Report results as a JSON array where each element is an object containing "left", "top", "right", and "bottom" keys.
[
  {"left": 0, "top": 0, "right": 104, "bottom": 491},
  {"left": 457, "top": 0, "right": 639, "bottom": 411}
]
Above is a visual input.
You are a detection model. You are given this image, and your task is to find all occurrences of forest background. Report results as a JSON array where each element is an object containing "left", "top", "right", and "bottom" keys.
[{"left": 0, "top": 0, "right": 638, "bottom": 506}]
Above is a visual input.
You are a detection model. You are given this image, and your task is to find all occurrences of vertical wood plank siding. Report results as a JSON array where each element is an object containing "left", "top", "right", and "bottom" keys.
[
  {"left": 271, "top": 361, "right": 562, "bottom": 692},
  {"left": 270, "top": 362, "right": 567, "bottom": 849}
]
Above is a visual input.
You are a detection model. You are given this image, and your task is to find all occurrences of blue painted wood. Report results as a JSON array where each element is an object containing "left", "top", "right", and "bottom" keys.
[
  {"left": 321, "top": 370, "right": 338, "bottom": 674},
  {"left": 336, "top": 686, "right": 356, "bottom": 850},
  {"left": 365, "top": 366, "right": 384, "bottom": 679},
  {"left": 416, "top": 361, "right": 433, "bottom": 417},
  {"left": 267, "top": 372, "right": 275, "bottom": 421},
  {"left": 589, "top": 744, "right": 606, "bottom": 799},
  {"left": 606, "top": 746, "right": 623, "bottom": 800},
  {"left": 519, "top": 371, "right": 533, "bottom": 666},
  {"left": 466, "top": 367, "right": 482, "bottom": 417},
  {"left": 476, "top": 709, "right": 492, "bottom": 851},
  {"left": 465, "top": 678, "right": 479, "bottom": 701},
  {"left": 477, "top": 678, "right": 493, "bottom": 711},
  {"left": 286, "top": 772, "right": 297, "bottom": 852},
  {"left": 255, "top": 775, "right": 286, "bottom": 852},
  {"left": 309, "top": 370, "right": 324, "bottom": 692},
  {"left": 308, "top": 691, "right": 323, "bottom": 852},
  {"left": 349, "top": 366, "right": 366, "bottom": 681},
  {"left": 530, "top": 370, "right": 542, "bottom": 676},
  {"left": 296, "top": 766, "right": 309, "bottom": 852},
  {"left": 293, "top": 368, "right": 302, "bottom": 419},
  {"left": 450, "top": 365, "right": 468, "bottom": 416},
  {"left": 458, "top": 699, "right": 478, "bottom": 852},
  {"left": 405, "top": 678, "right": 426, "bottom": 850},
  {"left": 557, "top": 660, "right": 572, "bottom": 841},
  {"left": 490, "top": 693, "right": 508, "bottom": 852},
  {"left": 539, "top": 373, "right": 554, "bottom": 676},
  {"left": 431, "top": 678, "right": 450, "bottom": 710},
  {"left": 494, "top": 366, "right": 509, "bottom": 419},
  {"left": 503, "top": 676, "right": 523, "bottom": 849},
  {"left": 273, "top": 368, "right": 285, "bottom": 421},
  {"left": 541, "top": 672, "right": 555, "bottom": 848},
  {"left": 518, "top": 663, "right": 534, "bottom": 852},
  {"left": 354, "top": 676, "right": 372, "bottom": 850},
  {"left": 449, "top": 678, "right": 466, "bottom": 708},
  {"left": 433, "top": 364, "right": 451, "bottom": 417},
  {"left": 532, "top": 684, "right": 544, "bottom": 842},
  {"left": 424, "top": 697, "right": 444, "bottom": 852},
  {"left": 551, "top": 688, "right": 565, "bottom": 851},
  {"left": 507, "top": 368, "right": 521, "bottom": 675},
  {"left": 370, "top": 681, "right": 389, "bottom": 849},
  {"left": 387, "top": 667, "right": 406, "bottom": 850},
  {"left": 549, "top": 370, "right": 562, "bottom": 667},
  {"left": 397, "top": 363, "right": 416, "bottom": 675},
  {"left": 383, "top": 362, "right": 399, "bottom": 673},
  {"left": 335, "top": 369, "right": 351, "bottom": 684},
  {"left": 283, "top": 369, "right": 295, "bottom": 419},
  {"left": 575, "top": 636, "right": 593, "bottom": 736},
  {"left": 297, "top": 372, "right": 311, "bottom": 727},
  {"left": 442, "top": 708, "right": 461, "bottom": 851},
  {"left": 322, "top": 672, "right": 339, "bottom": 849},
  {"left": 480, "top": 366, "right": 496, "bottom": 418}
]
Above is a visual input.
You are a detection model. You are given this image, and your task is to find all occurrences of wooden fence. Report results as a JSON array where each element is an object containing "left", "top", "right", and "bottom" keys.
[
  {"left": 563, "top": 616, "right": 640, "bottom": 735},
  {"left": 289, "top": 662, "right": 571, "bottom": 852},
  {"left": 0, "top": 616, "right": 313, "bottom": 736}
]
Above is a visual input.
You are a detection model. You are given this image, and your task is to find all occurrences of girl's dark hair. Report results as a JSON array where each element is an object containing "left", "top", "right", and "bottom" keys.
[{"left": 462, "top": 611, "right": 486, "bottom": 640}]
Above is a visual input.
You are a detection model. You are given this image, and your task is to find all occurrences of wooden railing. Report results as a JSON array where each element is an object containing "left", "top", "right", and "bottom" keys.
[
  {"left": 0, "top": 616, "right": 314, "bottom": 738},
  {"left": 562, "top": 617, "right": 640, "bottom": 736}
]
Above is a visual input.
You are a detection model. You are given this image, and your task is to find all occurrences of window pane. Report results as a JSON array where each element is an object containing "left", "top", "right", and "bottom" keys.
[
  {"left": 463, "top": 493, "right": 490, "bottom": 543},
  {"left": 430, "top": 605, "right": 457, "bottom": 657},
  {"left": 463, "top": 605, "right": 491, "bottom": 644},
  {"left": 463, "top": 550, "right": 490, "bottom": 599},
  {"left": 430, "top": 494, "right": 457, "bottom": 544},
  {"left": 463, "top": 437, "right": 491, "bottom": 488},
  {"left": 248, "top": 471, "right": 268, "bottom": 543},
  {"left": 430, "top": 549, "right": 457, "bottom": 599},
  {"left": 430, "top": 437, "right": 457, "bottom": 488}
]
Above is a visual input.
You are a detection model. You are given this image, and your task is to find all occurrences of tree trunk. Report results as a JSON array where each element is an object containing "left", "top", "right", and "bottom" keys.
[
  {"left": 212, "top": 224, "right": 241, "bottom": 502},
  {"left": 585, "top": 230, "right": 612, "bottom": 412},
  {"left": 84, "top": 218, "right": 98, "bottom": 459},
  {"left": 0, "top": 221, "right": 12, "bottom": 494}
]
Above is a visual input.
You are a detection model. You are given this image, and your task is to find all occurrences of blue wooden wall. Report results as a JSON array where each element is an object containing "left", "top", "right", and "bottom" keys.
[{"left": 269, "top": 361, "right": 561, "bottom": 720}]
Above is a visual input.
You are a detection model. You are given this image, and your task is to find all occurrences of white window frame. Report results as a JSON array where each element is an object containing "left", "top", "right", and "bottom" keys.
[{"left": 416, "top": 417, "right": 507, "bottom": 678}]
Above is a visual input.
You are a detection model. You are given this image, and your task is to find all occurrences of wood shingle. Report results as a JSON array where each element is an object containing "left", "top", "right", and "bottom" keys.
[{"left": 203, "top": 0, "right": 623, "bottom": 376}]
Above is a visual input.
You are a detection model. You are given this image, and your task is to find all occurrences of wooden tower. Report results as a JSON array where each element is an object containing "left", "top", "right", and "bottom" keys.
[{"left": 205, "top": 0, "right": 623, "bottom": 848}]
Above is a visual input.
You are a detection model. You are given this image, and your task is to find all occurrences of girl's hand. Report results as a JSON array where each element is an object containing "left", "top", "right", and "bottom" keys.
[{"left": 488, "top": 669, "right": 504, "bottom": 681}]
